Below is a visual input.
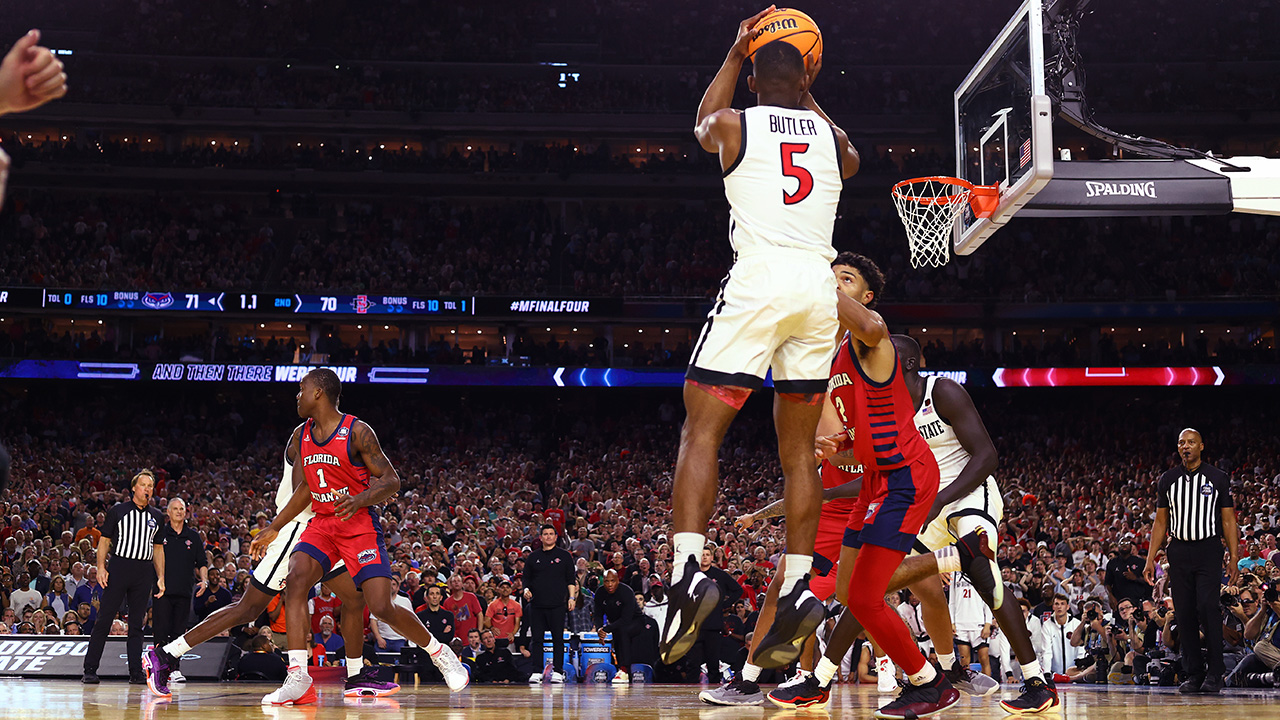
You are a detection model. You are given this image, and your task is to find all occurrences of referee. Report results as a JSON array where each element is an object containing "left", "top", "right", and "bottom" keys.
[
  {"left": 1144, "top": 428, "right": 1240, "bottom": 695},
  {"left": 83, "top": 469, "right": 166, "bottom": 684},
  {"left": 152, "top": 497, "right": 208, "bottom": 683}
]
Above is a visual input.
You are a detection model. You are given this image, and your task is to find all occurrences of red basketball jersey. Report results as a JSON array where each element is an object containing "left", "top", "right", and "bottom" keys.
[
  {"left": 819, "top": 460, "right": 861, "bottom": 517},
  {"left": 300, "top": 414, "right": 370, "bottom": 517},
  {"left": 827, "top": 334, "right": 931, "bottom": 472}
]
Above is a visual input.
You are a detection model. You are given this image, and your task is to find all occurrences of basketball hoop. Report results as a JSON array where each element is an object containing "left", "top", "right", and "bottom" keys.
[{"left": 891, "top": 177, "right": 998, "bottom": 269}]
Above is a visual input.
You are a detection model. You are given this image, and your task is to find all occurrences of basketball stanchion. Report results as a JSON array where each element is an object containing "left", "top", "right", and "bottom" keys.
[{"left": 892, "top": 176, "right": 998, "bottom": 269}]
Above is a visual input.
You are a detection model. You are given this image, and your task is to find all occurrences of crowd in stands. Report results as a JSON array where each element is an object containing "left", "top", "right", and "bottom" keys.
[
  {"left": 3, "top": 190, "right": 1279, "bottom": 302},
  {"left": 0, "top": 384, "right": 1278, "bottom": 684}
]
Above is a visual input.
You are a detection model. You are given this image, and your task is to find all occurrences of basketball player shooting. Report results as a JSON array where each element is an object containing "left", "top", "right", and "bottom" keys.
[
  {"left": 249, "top": 369, "right": 469, "bottom": 705},
  {"left": 662, "top": 7, "right": 861, "bottom": 668}
]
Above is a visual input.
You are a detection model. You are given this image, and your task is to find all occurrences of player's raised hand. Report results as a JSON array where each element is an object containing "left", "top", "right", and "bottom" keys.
[
  {"left": 803, "top": 50, "right": 823, "bottom": 92},
  {"left": 814, "top": 432, "right": 843, "bottom": 460},
  {"left": 730, "top": 6, "right": 777, "bottom": 60},
  {"left": 250, "top": 528, "right": 277, "bottom": 561},
  {"left": 0, "top": 30, "right": 68, "bottom": 116}
]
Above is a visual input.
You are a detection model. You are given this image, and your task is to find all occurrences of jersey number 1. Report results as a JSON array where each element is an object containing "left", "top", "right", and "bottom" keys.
[
  {"left": 316, "top": 467, "right": 328, "bottom": 489},
  {"left": 780, "top": 143, "right": 813, "bottom": 205}
]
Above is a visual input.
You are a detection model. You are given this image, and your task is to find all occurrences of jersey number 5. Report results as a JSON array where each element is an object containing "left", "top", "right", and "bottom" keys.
[{"left": 780, "top": 143, "right": 813, "bottom": 205}]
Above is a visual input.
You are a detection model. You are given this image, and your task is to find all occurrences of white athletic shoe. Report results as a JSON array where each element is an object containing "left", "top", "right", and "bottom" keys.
[
  {"left": 169, "top": 671, "right": 187, "bottom": 684},
  {"left": 550, "top": 671, "right": 566, "bottom": 683},
  {"left": 877, "top": 656, "right": 899, "bottom": 694},
  {"left": 261, "top": 667, "right": 317, "bottom": 706},
  {"left": 429, "top": 645, "right": 471, "bottom": 692},
  {"left": 528, "top": 672, "right": 544, "bottom": 684},
  {"left": 612, "top": 670, "right": 630, "bottom": 684}
]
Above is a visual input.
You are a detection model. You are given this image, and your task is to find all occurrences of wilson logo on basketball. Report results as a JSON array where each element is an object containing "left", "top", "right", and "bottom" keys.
[{"left": 752, "top": 17, "right": 798, "bottom": 40}]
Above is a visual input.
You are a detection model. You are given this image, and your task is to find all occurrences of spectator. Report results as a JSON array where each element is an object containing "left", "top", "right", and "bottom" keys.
[
  {"left": 1040, "top": 594, "right": 1083, "bottom": 677},
  {"left": 313, "top": 615, "right": 344, "bottom": 657},
  {"left": 415, "top": 584, "right": 455, "bottom": 647},
  {"left": 442, "top": 573, "right": 483, "bottom": 644},
  {"left": 484, "top": 578, "right": 521, "bottom": 642},
  {"left": 43, "top": 574, "right": 72, "bottom": 616},
  {"left": 473, "top": 629, "right": 524, "bottom": 683},
  {"left": 9, "top": 572, "right": 41, "bottom": 614}
]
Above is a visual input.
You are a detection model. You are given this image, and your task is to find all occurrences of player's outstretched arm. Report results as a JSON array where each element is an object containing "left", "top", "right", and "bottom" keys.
[
  {"left": 335, "top": 420, "right": 401, "bottom": 520},
  {"left": 926, "top": 378, "right": 998, "bottom": 518},
  {"left": 694, "top": 7, "right": 775, "bottom": 152},
  {"left": 836, "top": 291, "right": 887, "bottom": 347}
]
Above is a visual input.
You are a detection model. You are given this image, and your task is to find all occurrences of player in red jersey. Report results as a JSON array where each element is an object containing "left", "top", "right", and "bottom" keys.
[
  {"left": 250, "top": 369, "right": 469, "bottom": 705},
  {"left": 768, "top": 253, "right": 995, "bottom": 718}
]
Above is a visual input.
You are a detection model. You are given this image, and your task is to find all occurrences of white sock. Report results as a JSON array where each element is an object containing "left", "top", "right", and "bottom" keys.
[
  {"left": 1020, "top": 660, "right": 1043, "bottom": 681},
  {"left": 779, "top": 554, "right": 812, "bottom": 596},
  {"left": 741, "top": 662, "right": 762, "bottom": 682},
  {"left": 163, "top": 637, "right": 191, "bottom": 658},
  {"left": 288, "top": 649, "right": 309, "bottom": 671},
  {"left": 814, "top": 656, "right": 840, "bottom": 687},
  {"left": 908, "top": 662, "right": 938, "bottom": 686},
  {"left": 346, "top": 656, "right": 364, "bottom": 678},
  {"left": 425, "top": 635, "right": 444, "bottom": 655},
  {"left": 937, "top": 652, "right": 956, "bottom": 670},
  {"left": 934, "top": 545, "right": 961, "bottom": 574},
  {"left": 671, "top": 532, "right": 705, "bottom": 584}
]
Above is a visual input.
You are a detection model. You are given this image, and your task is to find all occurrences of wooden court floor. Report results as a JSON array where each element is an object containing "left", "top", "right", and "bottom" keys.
[{"left": 4, "top": 678, "right": 1278, "bottom": 719}]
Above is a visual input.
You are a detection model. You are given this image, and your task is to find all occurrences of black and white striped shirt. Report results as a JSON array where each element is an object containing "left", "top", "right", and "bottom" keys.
[
  {"left": 102, "top": 501, "right": 164, "bottom": 561},
  {"left": 1157, "top": 462, "right": 1233, "bottom": 542}
]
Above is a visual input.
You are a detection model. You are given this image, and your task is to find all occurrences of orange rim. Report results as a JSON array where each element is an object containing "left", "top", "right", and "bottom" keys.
[{"left": 891, "top": 176, "right": 976, "bottom": 206}]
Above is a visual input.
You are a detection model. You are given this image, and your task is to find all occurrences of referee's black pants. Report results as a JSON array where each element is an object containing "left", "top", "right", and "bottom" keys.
[
  {"left": 85, "top": 557, "right": 155, "bottom": 677},
  {"left": 152, "top": 592, "right": 192, "bottom": 671},
  {"left": 527, "top": 605, "right": 567, "bottom": 674},
  {"left": 1167, "top": 538, "right": 1225, "bottom": 680}
]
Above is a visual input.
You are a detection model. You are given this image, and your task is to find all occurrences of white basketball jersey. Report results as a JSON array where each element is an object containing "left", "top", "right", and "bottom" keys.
[
  {"left": 722, "top": 105, "right": 841, "bottom": 262},
  {"left": 949, "top": 572, "right": 993, "bottom": 631},
  {"left": 275, "top": 425, "right": 314, "bottom": 522},
  {"left": 913, "top": 376, "right": 971, "bottom": 490}
]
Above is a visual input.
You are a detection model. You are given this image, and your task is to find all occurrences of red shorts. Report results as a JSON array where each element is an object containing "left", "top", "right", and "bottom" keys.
[
  {"left": 809, "top": 503, "right": 851, "bottom": 601},
  {"left": 295, "top": 510, "right": 392, "bottom": 587},
  {"left": 842, "top": 455, "right": 940, "bottom": 554}
]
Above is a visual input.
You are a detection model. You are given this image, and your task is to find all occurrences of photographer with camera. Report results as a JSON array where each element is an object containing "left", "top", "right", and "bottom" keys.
[
  {"left": 1224, "top": 584, "right": 1280, "bottom": 688},
  {"left": 1068, "top": 599, "right": 1110, "bottom": 683},
  {"left": 1221, "top": 586, "right": 1253, "bottom": 677},
  {"left": 1103, "top": 598, "right": 1148, "bottom": 684}
]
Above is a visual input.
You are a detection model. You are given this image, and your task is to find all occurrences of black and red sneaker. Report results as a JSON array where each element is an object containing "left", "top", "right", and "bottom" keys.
[
  {"left": 874, "top": 671, "right": 960, "bottom": 719},
  {"left": 999, "top": 675, "right": 1059, "bottom": 714},
  {"left": 766, "top": 673, "right": 831, "bottom": 710}
]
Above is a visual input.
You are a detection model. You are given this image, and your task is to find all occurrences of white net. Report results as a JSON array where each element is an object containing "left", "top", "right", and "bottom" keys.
[{"left": 891, "top": 177, "right": 973, "bottom": 269}]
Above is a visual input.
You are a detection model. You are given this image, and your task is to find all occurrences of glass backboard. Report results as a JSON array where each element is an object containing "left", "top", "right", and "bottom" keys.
[{"left": 954, "top": 0, "right": 1054, "bottom": 255}]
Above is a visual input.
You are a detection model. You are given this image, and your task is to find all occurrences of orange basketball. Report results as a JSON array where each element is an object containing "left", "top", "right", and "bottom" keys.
[{"left": 746, "top": 8, "right": 822, "bottom": 66}]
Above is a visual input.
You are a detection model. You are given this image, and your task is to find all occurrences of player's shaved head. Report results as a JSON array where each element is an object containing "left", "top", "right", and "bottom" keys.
[
  {"left": 892, "top": 334, "right": 922, "bottom": 374},
  {"left": 752, "top": 40, "right": 806, "bottom": 91},
  {"left": 306, "top": 368, "right": 342, "bottom": 406}
]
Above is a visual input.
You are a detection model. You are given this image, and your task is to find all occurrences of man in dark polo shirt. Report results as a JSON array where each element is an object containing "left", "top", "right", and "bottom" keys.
[
  {"left": 153, "top": 497, "right": 208, "bottom": 683},
  {"left": 1105, "top": 538, "right": 1151, "bottom": 609}
]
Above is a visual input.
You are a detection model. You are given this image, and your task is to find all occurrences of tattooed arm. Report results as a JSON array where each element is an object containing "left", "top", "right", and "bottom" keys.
[{"left": 334, "top": 420, "right": 401, "bottom": 520}]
